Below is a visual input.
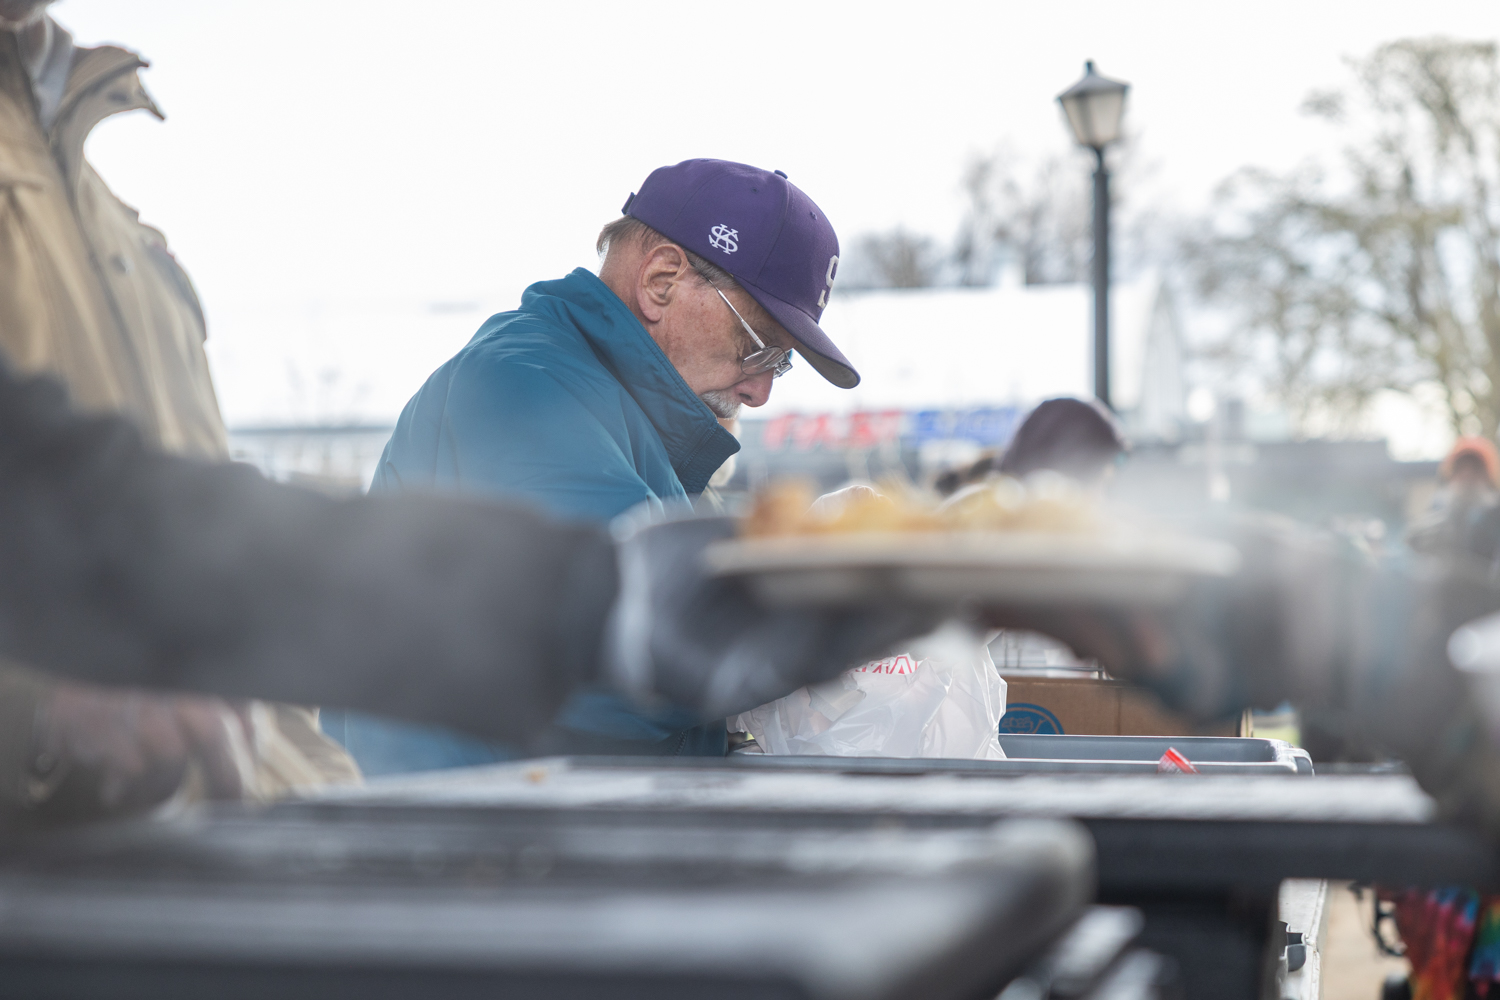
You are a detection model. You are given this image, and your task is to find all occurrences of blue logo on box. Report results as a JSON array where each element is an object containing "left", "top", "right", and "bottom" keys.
[{"left": 999, "top": 703, "right": 1064, "bottom": 735}]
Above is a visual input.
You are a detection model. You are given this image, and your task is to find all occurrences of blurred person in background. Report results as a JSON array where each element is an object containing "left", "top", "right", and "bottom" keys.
[
  {"left": 0, "top": 0, "right": 222, "bottom": 452},
  {"left": 945, "top": 397, "right": 1128, "bottom": 669},
  {"left": 0, "top": 1, "right": 356, "bottom": 823},
  {"left": 334, "top": 159, "right": 854, "bottom": 771},
  {"left": 996, "top": 397, "right": 1129, "bottom": 485},
  {"left": 936, "top": 397, "right": 1128, "bottom": 498},
  {"left": 1407, "top": 436, "right": 1500, "bottom": 569}
]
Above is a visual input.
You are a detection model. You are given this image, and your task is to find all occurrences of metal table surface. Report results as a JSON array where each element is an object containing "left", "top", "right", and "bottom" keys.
[
  {"left": 311, "top": 758, "right": 1493, "bottom": 892},
  {"left": 0, "top": 813, "right": 1092, "bottom": 1000},
  {"left": 306, "top": 758, "right": 1498, "bottom": 1000}
]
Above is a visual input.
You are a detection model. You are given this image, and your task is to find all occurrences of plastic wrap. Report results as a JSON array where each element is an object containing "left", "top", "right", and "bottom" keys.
[{"left": 732, "top": 624, "right": 1007, "bottom": 758}]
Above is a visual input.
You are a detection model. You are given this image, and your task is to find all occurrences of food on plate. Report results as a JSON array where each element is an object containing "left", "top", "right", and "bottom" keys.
[
  {"left": 739, "top": 478, "right": 1101, "bottom": 539},
  {"left": 717, "top": 478, "right": 1238, "bottom": 611}
]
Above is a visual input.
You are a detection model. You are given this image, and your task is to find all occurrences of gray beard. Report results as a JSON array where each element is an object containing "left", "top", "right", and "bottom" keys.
[{"left": 700, "top": 391, "right": 741, "bottom": 420}]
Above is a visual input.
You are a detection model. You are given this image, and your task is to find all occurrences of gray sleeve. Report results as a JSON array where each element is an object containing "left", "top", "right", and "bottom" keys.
[{"left": 0, "top": 368, "right": 617, "bottom": 746}]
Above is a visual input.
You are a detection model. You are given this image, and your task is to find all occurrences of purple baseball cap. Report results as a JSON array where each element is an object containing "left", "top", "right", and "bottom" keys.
[{"left": 621, "top": 158, "right": 858, "bottom": 389}]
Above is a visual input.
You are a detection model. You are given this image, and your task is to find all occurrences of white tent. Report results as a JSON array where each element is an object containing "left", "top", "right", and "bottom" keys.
[
  {"left": 765, "top": 274, "right": 1186, "bottom": 439},
  {"left": 206, "top": 274, "right": 1187, "bottom": 443}
]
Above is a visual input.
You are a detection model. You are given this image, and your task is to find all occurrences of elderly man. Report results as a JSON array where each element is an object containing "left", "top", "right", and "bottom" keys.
[{"left": 338, "top": 159, "right": 852, "bottom": 770}]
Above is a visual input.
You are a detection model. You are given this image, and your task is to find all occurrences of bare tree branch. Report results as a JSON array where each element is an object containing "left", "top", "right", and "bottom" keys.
[{"left": 1193, "top": 37, "right": 1500, "bottom": 436}]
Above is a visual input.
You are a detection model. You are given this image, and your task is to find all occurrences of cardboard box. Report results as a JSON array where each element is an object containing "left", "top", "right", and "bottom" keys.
[{"left": 1000, "top": 675, "right": 1244, "bottom": 737}]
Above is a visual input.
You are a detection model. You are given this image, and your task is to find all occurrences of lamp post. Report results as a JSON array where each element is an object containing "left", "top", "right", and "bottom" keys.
[{"left": 1057, "top": 60, "right": 1129, "bottom": 409}]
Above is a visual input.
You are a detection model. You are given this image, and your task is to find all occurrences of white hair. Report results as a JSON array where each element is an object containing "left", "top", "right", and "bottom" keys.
[{"left": 596, "top": 216, "right": 737, "bottom": 289}]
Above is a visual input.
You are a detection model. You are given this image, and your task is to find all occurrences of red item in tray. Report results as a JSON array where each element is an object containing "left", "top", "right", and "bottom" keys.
[{"left": 1157, "top": 747, "right": 1200, "bottom": 774}]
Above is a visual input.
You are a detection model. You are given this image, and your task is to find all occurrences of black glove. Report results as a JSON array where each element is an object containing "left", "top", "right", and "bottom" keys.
[
  {"left": 977, "top": 511, "right": 1500, "bottom": 837},
  {"left": 975, "top": 513, "right": 1363, "bottom": 724},
  {"left": 603, "top": 513, "right": 946, "bottom": 721}
]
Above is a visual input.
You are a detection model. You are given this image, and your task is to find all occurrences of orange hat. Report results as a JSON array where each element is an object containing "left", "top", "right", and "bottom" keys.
[{"left": 1441, "top": 436, "right": 1500, "bottom": 489}]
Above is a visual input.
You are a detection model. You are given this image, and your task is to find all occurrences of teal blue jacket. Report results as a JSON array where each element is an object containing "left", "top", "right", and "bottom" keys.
[
  {"left": 347, "top": 269, "right": 739, "bottom": 768},
  {"left": 372, "top": 268, "right": 738, "bottom": 521}
]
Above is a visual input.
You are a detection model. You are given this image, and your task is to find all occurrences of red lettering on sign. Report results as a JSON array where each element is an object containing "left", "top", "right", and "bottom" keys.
[
  {"left": 762, "top": 414, "right": 797, "bottom": 450},
  {"left": 760, "top": 411, "right": 908, "bottom": 452},
  {"left": 792, "top": 414, "right": 831, "bottom": 451}
]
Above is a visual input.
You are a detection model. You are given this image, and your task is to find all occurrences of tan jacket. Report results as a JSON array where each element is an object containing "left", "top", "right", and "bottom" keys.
[
  {"left": 0, "top": 28, "right": 226, "bottom": 458},
  {"left": 0, "top": 27, "right": 360, "bottom": 814}
]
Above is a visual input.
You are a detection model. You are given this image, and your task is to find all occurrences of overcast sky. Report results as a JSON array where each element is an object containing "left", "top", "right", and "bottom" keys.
[{"left": 54, "top": 0, "right": 1500, "bottom": 431}]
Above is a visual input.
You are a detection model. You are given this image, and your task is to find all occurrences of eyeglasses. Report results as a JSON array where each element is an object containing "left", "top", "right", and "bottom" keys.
[{"left": 711, "top": 286, "right": 793, "bottom": 379}]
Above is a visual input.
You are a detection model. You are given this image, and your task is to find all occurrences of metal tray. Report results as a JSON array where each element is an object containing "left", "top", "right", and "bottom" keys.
[
  {"left": 999, "top": 734, "right": 1313, "bottom": 773},
  {"left": 714, "top": 749, "right": 1308, "bottom": 777}
]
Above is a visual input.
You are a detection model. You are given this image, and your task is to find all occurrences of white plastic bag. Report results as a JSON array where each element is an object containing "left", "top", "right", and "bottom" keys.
[{"left": 731, "top": 624, "right": 1007, "bottom": 758}]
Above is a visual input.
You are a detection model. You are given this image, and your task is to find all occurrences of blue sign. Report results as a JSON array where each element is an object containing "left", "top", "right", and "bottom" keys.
[
  {"left": 911, "top": 407, "right": 1021, "bottom": 446},
  {"left": 910, "top": 410, "right": 952, "bottom": 442},
  {"left": 999, "top": 703, "right": 1064, "bottom": 735}
]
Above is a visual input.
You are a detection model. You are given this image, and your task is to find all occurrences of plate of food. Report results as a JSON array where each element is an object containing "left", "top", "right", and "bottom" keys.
[{"left": 705, "top": 481, "right": 1240, "bottom": 609}]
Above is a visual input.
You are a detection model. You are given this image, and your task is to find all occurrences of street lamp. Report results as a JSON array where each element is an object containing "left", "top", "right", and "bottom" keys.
[{"left": 1057, "top": 60, "right": 1129, "bottom": 409}]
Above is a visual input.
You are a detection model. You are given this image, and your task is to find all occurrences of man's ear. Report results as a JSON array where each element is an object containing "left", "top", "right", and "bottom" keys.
[{"left": 637, "top": 244, "right": 690, "bottom": 324}]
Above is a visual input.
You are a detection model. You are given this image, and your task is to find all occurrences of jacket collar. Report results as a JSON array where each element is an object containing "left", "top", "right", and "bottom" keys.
[
  {"left": 523, "top": 269, "right": 739, "bottom": 495},
  {"left": 50, "top": 26, "right": 161, "bottom": 188}
]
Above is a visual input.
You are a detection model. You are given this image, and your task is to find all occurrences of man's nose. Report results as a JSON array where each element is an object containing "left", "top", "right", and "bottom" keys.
[{"left": 733, "top": 371, "right": 775, "bottom": 408}]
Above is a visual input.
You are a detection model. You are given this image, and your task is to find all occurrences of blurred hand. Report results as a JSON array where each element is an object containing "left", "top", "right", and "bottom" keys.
[
  {"left": 604, "top": 513, "right": 945, "bottom": 720},
  {"left": 979, "top": 515, "right": 1500, "bottom": 832},
  {"left": 981, "top": 514, "right": 1353, "bottom": 722},
  {"left": 34, "top": 681, "right": 255, "bottom": 815}
]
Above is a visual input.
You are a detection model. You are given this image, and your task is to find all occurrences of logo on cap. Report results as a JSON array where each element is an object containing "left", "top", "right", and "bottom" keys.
[
  {"left": 708, "top": 224, "right": 739, "bottom": 255},
  {"left": 817, "top": 255, "right": 839, "bottom": 312}
]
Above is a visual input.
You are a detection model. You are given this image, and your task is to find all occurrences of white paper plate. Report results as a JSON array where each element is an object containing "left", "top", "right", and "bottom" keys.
[{"left": 705, "top": 531, "right": 1240, "bottom": 609}]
